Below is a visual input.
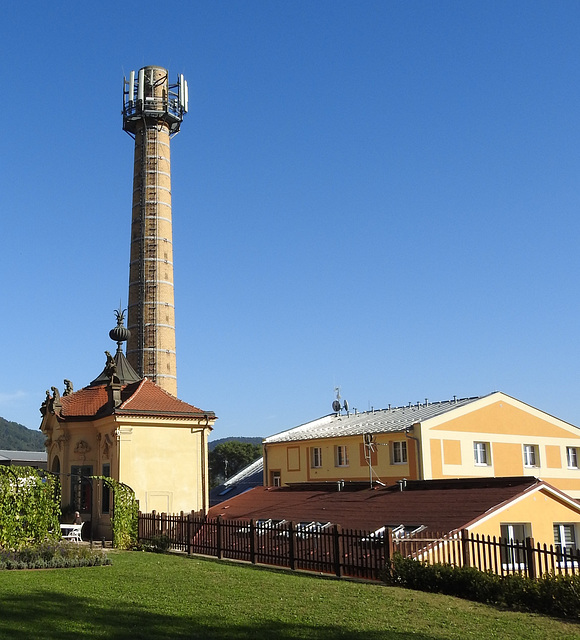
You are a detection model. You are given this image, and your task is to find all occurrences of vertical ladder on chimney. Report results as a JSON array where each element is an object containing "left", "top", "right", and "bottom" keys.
[
  {"left": 144, "top": 125, "right": 158, "bottom": 380},
  {"left": 134, "top": 123, "right": 147, "bottom": 378}
]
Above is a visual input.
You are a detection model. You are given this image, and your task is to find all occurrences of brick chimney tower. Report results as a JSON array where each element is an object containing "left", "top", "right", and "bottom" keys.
[{"left": 122, "top": 66, "right": 189, "bottom": 396}]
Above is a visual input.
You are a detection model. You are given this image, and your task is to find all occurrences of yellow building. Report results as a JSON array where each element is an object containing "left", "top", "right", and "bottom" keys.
[
  {"left": 40, "top": 318, "right": 216, "bottom": 540},
  {"left": 263, "top": 392, "right": 580, "bottom": 498}
]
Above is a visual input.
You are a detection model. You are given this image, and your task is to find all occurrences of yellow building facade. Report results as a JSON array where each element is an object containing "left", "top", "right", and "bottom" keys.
[
  {"left": 40, "top": 344, "right": 216, "bottom": 540},
  {"left": 465, "top": 480, "right": 580, "bottom": 547},
  {"left": 263, "top": 392, "right": 580, "bottom": 498}
]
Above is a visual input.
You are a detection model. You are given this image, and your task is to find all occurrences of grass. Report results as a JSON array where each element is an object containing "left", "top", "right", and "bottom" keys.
[{"left": 0, "top": 551, "right": 578, "bottom": 639}]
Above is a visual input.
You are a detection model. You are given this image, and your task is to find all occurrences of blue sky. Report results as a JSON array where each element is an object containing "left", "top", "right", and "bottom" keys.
[{"left": 1, "top": 1, "right": 579, "bottom": 439}]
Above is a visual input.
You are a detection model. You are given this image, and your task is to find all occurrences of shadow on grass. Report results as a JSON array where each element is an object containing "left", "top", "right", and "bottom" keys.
[{"left": 0, "top": 590, "right": 438, "bottom": 640}]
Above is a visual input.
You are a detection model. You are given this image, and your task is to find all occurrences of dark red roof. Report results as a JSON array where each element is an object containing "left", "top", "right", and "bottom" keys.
[
  {"left": 59, "top": 385, "right": 109, "bottom": 418},
  {"left": 58, "top": 378, "right": 213, "bottom": 420},
  {"left": 208, "top": 477, "right": 541, "bottom": 533}
]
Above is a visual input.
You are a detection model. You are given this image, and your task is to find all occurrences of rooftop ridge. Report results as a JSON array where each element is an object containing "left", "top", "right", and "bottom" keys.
[
  {"left": 264, "top": 395, "right": 484, "bottom": 444},
  {"left": 118, "top": 377, "right": 151, "bottom": 409},
  {"left": 348, "top": 395, "right": 481, "bottom": 415}
]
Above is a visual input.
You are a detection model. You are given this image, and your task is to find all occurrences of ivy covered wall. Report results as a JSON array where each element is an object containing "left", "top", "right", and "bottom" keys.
[{"left": 0, "top": 466, "right": 61, "bottom": 550}]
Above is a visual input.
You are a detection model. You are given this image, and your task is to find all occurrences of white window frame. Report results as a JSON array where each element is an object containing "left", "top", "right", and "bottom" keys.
[
  {"left": 311, "top": 447, "right": 322, "bottom": 468},
  {"left": 566, "top": 447, "right": 579, "bottom": 469},
  {"left": 523, "top": 444, "right": 539, "bottom": 468},
  {"left": 473, "top": 442, "right": 491, "bottom": 466},
  {"left": 554, "top": 523, "right": 576, "bottom": 552},
  {"left": 501, "top": 523, "right": 528, "bottom": 543},
  {"left": 335, "top": 445, "right": 349, "bottom": 467},
  {"left": 500, "top": 523, "right": 530, "bottom": 569},
  {"left": 392, "top": 441, "right": 407, "bottom": 464}
]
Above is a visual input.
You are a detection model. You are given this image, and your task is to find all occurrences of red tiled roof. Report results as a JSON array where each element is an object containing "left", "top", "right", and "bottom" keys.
[
  {"left": 58, "top": 378, "right": 214, "bottom": 420},
  {"left": 117, "top": 379, "right": 210, "bottom": 416},
  {"left": 207, "top": 477, "right": 541, "bottom": 533},
  {"left": 59, "top": 386, "right": 109, "bottom": 418}
]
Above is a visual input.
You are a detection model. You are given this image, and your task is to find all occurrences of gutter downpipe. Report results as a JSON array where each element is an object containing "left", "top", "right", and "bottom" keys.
[
  {"left": 202, "top": 416, "right": 209, "bottom": 514},
  {"left": 191, "top": 415, "right": 211, "bottom": 514},
  {"left": 405, "top": 423, "right": 422, "bottom": 480}
]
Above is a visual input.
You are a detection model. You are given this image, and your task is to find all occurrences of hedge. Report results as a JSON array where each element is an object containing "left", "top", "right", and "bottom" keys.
[{"left": 382, "top": 553, "right": 580, "bottom": 619}]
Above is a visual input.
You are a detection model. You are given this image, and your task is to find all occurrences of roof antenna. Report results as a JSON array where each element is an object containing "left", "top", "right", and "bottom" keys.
[{"left": 332, "top": 387, "right": 348, "bottom": 415}]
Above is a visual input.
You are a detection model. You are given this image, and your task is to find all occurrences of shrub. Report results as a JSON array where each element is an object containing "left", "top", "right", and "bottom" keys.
[
  {"left": 535, "top": 574, "right": 580, "bottom": 618},
  {"left": 381, "top": 554, "right": 580, "bottom": 619},
  {"left": 0, "top": 541, "right": 111, "bottom": 570},
  {"left": 147, "top": 534, "right": 172, "bottom": 553}
]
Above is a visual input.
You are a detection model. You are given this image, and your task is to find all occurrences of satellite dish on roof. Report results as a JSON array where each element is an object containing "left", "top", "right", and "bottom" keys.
[
  {"left": 332, "top": 400, "right": 341, "bottom": 413},
  {"left": 343, "top": 400, "right": 349, "bottom": 412}
]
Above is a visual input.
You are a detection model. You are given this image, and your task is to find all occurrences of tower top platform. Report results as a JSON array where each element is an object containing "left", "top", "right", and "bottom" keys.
[{"left": 122, "top": 65, "right": 188, "bottom": 137}]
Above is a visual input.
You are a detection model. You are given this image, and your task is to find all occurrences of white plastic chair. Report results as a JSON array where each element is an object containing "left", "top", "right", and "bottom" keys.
[{"left": 62, "top": 522, "right": 84, "bottom": 543}]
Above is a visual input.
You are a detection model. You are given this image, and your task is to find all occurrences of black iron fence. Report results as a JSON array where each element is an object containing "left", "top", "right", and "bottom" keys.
[{"left": 138, "top": 512, "right": 580, "bottom": 582}]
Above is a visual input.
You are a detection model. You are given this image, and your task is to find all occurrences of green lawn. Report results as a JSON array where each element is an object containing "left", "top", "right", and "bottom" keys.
[{"left": 0, "top": 551, "right": 578, "bottom": 639}]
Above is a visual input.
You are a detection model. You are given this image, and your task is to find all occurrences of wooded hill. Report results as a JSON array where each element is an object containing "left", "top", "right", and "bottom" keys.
[
  {"left": 0, "top": 421, "right": 262, "bottom": 453},
  {"left": 208, "top": 436, "right": 263, "bottom": 452},
  {"left": 0, "top": 417, "right": 45, "bottom": 451}
]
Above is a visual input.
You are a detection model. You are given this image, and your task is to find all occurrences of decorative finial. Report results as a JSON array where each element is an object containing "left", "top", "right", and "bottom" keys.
[
  {"left": 109, "top": 303, "right": 131, "bottom": 350},
  {"left": 114, "top": 303, "right": 126, "bottom": 327}
]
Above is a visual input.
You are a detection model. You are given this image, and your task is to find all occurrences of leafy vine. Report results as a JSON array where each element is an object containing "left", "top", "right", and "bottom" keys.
[
  {"left": 91, "top": 477, "right": 138, "bottom": 549},
  {"left": 0, "top": 466, "right": 61, "bottom": 551}
]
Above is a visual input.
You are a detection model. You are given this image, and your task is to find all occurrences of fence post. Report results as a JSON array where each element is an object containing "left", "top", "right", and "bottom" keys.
[
  {"left": 288, "top": 521, "right": 296, "bottom": 571},
  {"left": 250, "top": 519, "right": 257, "bottom": 565},
  {"left": 333, "top": 525, "right": 343, "bottom": 577},
  {"left": 461, "top": 529, "right": 470, "bottom": 567},
  {"left": 525, "top": 537, "right": 537, "bottom": 580},
  {"left": 217, "top": 515, "right": 223, "bottom": 560},
  {"left": 187, "top": 511, "right": 192, "bottom": 555},
  {"left": 384, "top": 526, "right": 394, "bottom": 563}
]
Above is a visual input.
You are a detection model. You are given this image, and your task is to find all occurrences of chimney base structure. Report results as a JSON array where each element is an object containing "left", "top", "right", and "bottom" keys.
[{"left": 122, "top": 66, "right": 189, "bottom": 397}]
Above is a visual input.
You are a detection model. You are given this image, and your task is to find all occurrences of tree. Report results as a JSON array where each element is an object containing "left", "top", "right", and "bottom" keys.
[{"left": 209, "top": 441, "right": 262, "bottom": 488}]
